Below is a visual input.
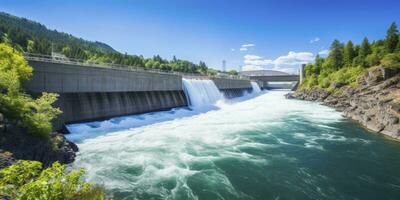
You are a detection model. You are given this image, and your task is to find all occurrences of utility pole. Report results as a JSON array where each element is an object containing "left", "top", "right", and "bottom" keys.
[
  {"left": 222, "top": 60, "right": 226, "bottom": 72},
  {"left": 51, "top": 42, "right": 54, "bottom": 58}
]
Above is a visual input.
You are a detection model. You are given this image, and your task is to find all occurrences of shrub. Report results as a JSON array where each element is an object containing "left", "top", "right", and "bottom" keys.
[
  {"left": 0, "top": 160, "right": 106, "bottom": 200},
  {"left": 328, "top": 66, "right": 365, "bottom": 88},
  {"left": 381, "top": 53, "right": 400, "bottom": 69},
  {"left": 0, "top": 43, "right": 61, "bottom": 137}
]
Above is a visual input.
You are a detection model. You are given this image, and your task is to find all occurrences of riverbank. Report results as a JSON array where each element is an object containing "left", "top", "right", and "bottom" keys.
[
  {"left": 286, "top": 66, "right": 400, "bottom": 139},
  {"left": 0, "top": 113, "right": 78, "bottom": 168}
]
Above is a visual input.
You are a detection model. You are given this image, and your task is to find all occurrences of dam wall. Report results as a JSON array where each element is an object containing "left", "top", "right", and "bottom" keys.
[
  {"left": 210, "top": 77, "right": 253, "bottom": 98},
  {"left": 25, "top": 60, "right": 254, "bottom": 130},
  {"left": 25, "top": 60, "right": 182, "bottom": 93},
  {"left": 25, "top": 60, "right": 187, "bottom": 130},
  {"left": 54, "top": 91, "right": 187, "bottom": 130}
]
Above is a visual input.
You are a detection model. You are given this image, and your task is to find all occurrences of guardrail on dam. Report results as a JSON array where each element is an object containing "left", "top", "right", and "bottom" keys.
[{"left": 25, "top": 59, "right": 253, "bottom": 131}]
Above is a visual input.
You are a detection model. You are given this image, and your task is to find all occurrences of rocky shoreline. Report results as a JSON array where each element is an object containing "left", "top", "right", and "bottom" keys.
[
  {"left": 0, "top": 113, "right": 78, "bottom": 168},
  {"left": 286, "top": 67, "right": 400, "bottom": 139}
]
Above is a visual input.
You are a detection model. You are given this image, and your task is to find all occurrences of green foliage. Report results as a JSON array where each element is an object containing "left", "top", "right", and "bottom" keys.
[
  {"left": 0, "top": 160, "right": 106, "bottom": 200},
  {"left": 354, "top": 37, "right": 372, "bottom": 67},
  {"left": 328, "top": 66, "right": 364, "bottom": 87},
  {"left": 343, "top": 41, "right": 356, "bottom": 67},
  {"left": 0, "top": 12, "right": 115, "bottom": 55},
  {"left": 386, "top": 22, "right": 399, "bottom": 53},
  {"left": 206, "top": 68, "right": 218, "bottom": 76},
  {"left": 396, "top": 35, "right": 400, "bottom": 52},
  {"left": 381, "top": 53, "right": 400, "bottom": 69},
  {"left": 0, "top": 43, "right": 61, "bottom": 137},
  {"left": 227, "top": 70, "right": 238, "bottom": 75},
  {"left": 359, "top": 37, "right": 372, "bottom": 58},
  {"left": 300, "top": 22, "right": 400, "bottom": 91},
  {"left": 326, "top": 39, "right": 344, "bottom": 70}
]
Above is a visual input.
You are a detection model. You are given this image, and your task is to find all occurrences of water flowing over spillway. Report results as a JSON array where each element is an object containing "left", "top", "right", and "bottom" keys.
[
  {"left": 182, "top": 78, "right": 223, "bottom": 108},
  {"left": 67, "top": 91, "right": 400, "bottom": 200},
  {"left": 250, "top": 81, "right": 261, "bottom": 94}
]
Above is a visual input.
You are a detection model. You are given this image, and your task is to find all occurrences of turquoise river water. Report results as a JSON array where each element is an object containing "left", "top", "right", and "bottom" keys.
[{"left": 67, "top": 91, "right": 400, "bottom": 200}]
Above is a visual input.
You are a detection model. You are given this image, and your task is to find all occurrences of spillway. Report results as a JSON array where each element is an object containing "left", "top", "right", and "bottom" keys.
[
  {"left": 250, "top": 81, "right": 262, "bottom": 94},
  {"left": 182, "top": 78, "right": 224, "bottom": 108}
]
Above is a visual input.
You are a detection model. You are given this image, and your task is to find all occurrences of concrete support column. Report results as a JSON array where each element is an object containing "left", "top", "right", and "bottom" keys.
[{"left": 299, "top": 64, "right": 306, "bottom": 83}]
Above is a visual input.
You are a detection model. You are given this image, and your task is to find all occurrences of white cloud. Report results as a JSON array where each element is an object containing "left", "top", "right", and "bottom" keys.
[
  {"left": 242, "top": 51, "right": 315, "bottom": 74},
  {"left": 231, "top": 48, "right": 235, "bottom": 51},
  {"left": 318, "top": 49, "right": 329, "bottom": 56},
  {"left": 239, "top": 47, "right": 248, "bottom": 51},
  {"left": 274, "top": 51, "right": 314, "bottom": 66},
  {"left": 310, "top": 37, "right": 320, "bottom": 43},
  {"left": 243, "top": 55, "right": 263, "bottom": 60},
  {"left": 241, "top": 44, "right": 255, "bottom": 48}
]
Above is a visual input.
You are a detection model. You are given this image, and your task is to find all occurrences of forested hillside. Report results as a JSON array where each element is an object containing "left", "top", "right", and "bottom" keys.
[
  {"left": 301, "top": 22, "right": 400, "bottom": 91},
  {"left": 0, "top": 12, "right": 216, "bottom": 74}
]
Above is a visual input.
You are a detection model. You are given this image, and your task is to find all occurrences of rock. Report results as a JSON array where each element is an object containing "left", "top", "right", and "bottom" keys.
[
  {"left": 0, "top": 120, "right": 78, "bottom": 168},
  {"left": 381, "top": 67, "right": 399, "bottom": 80},
  {"left": 0, "top": 150, "right": 15, "bottom": 168},
  {"left": 287, "top": 71, "right": 400, "bottom": 139},
  {"left": 390, "top": 117, "right": 399, "bottom": 124}
]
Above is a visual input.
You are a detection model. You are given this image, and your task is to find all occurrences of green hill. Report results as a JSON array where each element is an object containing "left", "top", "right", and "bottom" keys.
[
  {"left": 0, "top": 11, "right": 215, "bottom": 74},
  {"left": 0, "top": 12, "right": 116, "bottom": 55}
]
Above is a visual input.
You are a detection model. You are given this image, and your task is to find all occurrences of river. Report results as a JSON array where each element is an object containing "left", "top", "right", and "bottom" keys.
[{"left": 67, "top": 81, "right": 400, "bottom": 200}]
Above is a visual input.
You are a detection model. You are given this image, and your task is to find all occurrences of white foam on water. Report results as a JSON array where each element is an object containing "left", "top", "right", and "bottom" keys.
[
  {"left": 67, "top": 91, "right": 352, "bottom": 199},
  {"left": 182, "top": 78, "right": 224, "bottom": 109},
  {"left": 66, "top": 79, "right": 264, "bottom": 143},
  {"left": 250, "top": 81, "right": 262, "bottom": 94}
]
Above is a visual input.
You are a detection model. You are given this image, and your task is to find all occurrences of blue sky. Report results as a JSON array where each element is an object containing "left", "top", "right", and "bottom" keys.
[{"left": 1, "top": 0, "right": 399, "bottom": 73}]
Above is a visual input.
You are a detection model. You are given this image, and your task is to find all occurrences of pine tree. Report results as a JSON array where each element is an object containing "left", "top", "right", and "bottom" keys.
[
  {"left": 327, "top": 39, "right": 344, "bottom": 70},
  {"left": 385, "top": 22, "right": 399, "bottom": 53},
  {"left": 314, "top": 54, "right": 324, "bottom": 74},
  {"left": 343, "top": 40, "right": 355, "bottom": 67},
  {"left": 396, "top": 35, "right": 400, "bottom": 52},
  {"left": 359, "top": 37, "right": 372, "bottom": 58}
]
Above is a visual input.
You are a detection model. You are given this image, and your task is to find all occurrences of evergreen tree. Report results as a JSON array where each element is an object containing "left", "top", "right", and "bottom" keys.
[
  {"left": 359, "top": 37, "right": 372, "bottom": 58},
  {"left": 314, "top": 54, "right": 323, "bottom": 74},
  {"left": 327, "top": 39, "right": 344, "bottom": 70},
  {"left": 385, "top": 22, "right": 399, "bottom": 53},
  {"left": 396, "top": 35, "right": 400, "bottom": 52},
  {"left": 343, "top": 40, "right": 355, "bottom": 67}
]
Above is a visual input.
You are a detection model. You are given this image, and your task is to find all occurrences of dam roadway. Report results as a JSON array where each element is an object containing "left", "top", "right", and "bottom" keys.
[{"left": 24, "top": 58, "right": 254, "bottom": 130}]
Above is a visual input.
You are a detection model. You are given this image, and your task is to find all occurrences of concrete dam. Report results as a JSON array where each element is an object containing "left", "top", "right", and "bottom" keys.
[{"left": 24, "top": 59, "right": 256, "bottom": 130}]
